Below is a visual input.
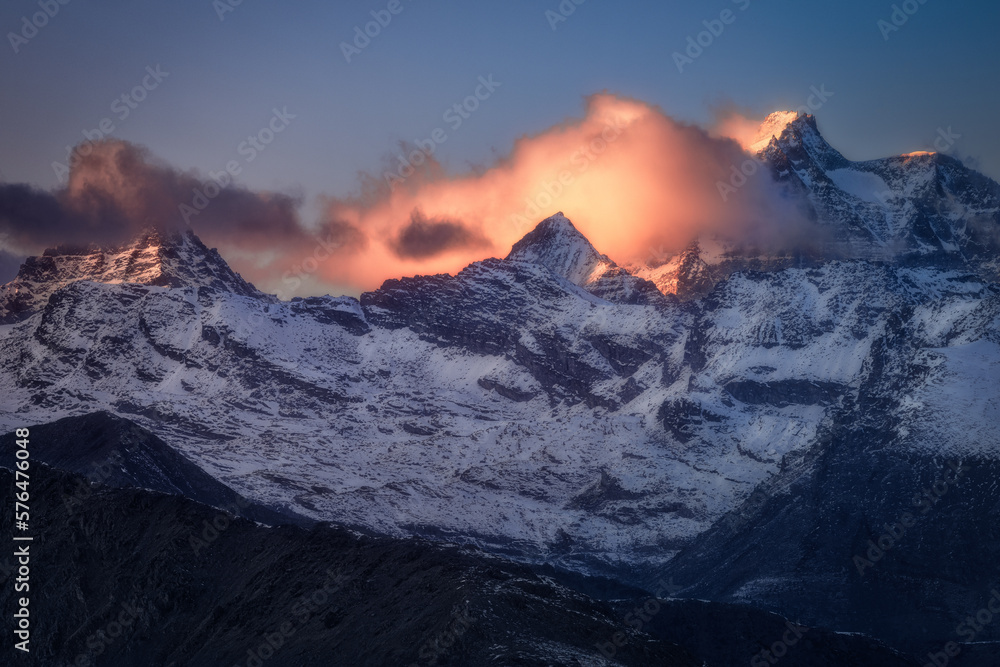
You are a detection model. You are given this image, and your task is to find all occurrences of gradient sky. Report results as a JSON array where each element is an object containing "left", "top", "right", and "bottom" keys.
[{"left": 2, "top": 0, "right": 999, "bottom": 290}]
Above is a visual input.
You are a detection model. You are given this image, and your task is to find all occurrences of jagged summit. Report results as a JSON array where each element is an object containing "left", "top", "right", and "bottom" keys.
[
  {"left": 745, "top": 111, "right": 1000, "bottom": 273},
  {"left": 0, "top": 227, "right": 265, "bottom": 322},
  {"left": 505, "top": 213, "right": 668, "bottom": 305},
  {"left": 753, "top": 112, "right": 847, "bottom": 170},
  {"left": 628, "top": 112, "right": 1000, "bottom": 300},
  {"left": 506, "top": 212, "right": 615, "bottom": 286},
  {"left": 748, "top": 110, "right": 803, "bottom": 153}
]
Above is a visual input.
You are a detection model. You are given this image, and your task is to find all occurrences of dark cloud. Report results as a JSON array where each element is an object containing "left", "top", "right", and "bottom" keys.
[
  {"left": 0, "top": 183, "right": 103, "bottom": 246},
  {"left": 324, "top": 218, "right": 368, "bottom": 252},
  {"left": 389, "top": 210, "right": 492, "bottom": 260},
  {"left": 0, "top": 140, "right": 306, "bottom": 251}
]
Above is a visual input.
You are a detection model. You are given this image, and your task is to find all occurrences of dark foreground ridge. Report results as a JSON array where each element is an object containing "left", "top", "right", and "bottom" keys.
[
  {"left": 0, "top": 460, "right": 920, "bottom": 665},
  {"left": 0, "top": 411, "right": 307, "bottom": 528}
]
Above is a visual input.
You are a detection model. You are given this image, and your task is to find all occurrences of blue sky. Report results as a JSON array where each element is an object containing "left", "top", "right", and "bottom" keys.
[
  {"left": 1, "top": 0, "right": 998, "bottom": 295},
  {"left": 2, "top": 0, "right": 998, "bottom": 204}
]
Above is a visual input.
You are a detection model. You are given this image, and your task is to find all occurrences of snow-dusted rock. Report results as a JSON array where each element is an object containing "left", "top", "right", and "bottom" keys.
[{"left": 1, "top": 115, "right": 998, "bottom": 584}]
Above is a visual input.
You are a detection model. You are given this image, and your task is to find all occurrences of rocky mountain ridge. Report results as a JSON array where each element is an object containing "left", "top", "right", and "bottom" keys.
[
  {"left": 0, "top": 227, "right": 265, "bottom": 323},
  {"left": 0, "top": 113, "right": 998, "bottom": 660}
]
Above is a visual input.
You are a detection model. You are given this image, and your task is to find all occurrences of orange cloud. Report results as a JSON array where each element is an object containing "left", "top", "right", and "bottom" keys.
[
  {"left": 1, "top": 96, "right": 813, "bottom": 299},
  {"left": 300, "top": 93, "right": 808, "bottom": 295}
]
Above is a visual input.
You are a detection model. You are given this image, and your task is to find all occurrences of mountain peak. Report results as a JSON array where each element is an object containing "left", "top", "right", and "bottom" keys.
[
  {"left": 748, "top": 111, "right": 804, "bottom": 153},
  {"left": 504, "top": 213, "right": 669, "bottom": 304},
  {"left": 531, "top": 211, "right": 575, "bottom": 232},
  {"left": 748, "top": 111, "right": 833, "bottom": 155},
  {"left": 1, "top": 227, "right": 265, "bottom": 322},
  {"left": 506, "top": 213, "right": 616, "bottom": 286},
  {"left": 755, "top": 111, "right": 846, "bottom": 173}
]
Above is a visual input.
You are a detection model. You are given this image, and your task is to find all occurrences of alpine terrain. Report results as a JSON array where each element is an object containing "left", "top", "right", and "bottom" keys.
[{"left": 2, "top": 111, "right": 998, "bottom": 664}]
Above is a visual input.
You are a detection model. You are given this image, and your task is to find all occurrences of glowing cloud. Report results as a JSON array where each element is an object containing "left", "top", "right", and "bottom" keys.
[
  {"left": 0, "top": 95, "right": 814, "bottom": 298},
  {"left": 305, "top": 93, "right": 810, "bottom": 292}
]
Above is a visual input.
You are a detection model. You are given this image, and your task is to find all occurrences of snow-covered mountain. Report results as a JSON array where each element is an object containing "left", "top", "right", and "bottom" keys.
[
  {"left": 635, "top": 111, "right": 1000, "bottom": 299},
  {"left": 762, "top": 113, "right": 1000, "bottom": 266},
  {"left": 506, "top": 213, "right": 668, "bottom": 305},
  {"left": 0, "top": 113, "right": 998, "bottom": 621},
  {"left": 0, "top": 227, "right": 265, "bottom": 323}
]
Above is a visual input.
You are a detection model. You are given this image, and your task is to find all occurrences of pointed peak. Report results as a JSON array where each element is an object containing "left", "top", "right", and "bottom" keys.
[
  {"left": 1, "top": 227, "right": 264, "bottom": 322},
  {"left": 42, "top": 227, "right": 197, "bottom": 258},
  {"left": 507, "top": 213, "right": 591, "bottom": 257},
  {"left": 749, "top": 111, "right": 812, "bottom": 153},
  {"left": 517, "top": 212, "right": 583, "bottom": 240},
  {"left": 755, "top": 111, "right": 845, "bottom": 171},
  {"left": 536, "top": 211, "right": 575, "bottom": 230},
  {"left": 116, "top": 226, "right": 200, "bottom": 251},
  {"left": 506, "top": 213, "right": 615, "bottom": 286},
  {"left": 37, "top": 226, "right": 198, "bottom": 263}
]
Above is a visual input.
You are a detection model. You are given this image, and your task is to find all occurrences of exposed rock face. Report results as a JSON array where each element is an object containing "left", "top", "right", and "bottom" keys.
[
  {"left": 507, "top": 212, "right": 615, "bottom": 286},
  {"left": 0, "top": 228, "right": 266, "bottom": 323},
  {"left": 506, "top": 212, "right": 671, "bottom": 306},
  {"left": 758, "top": 113, "right": 1000, "bottom": 272},
  {"left": 657, "top": 320, "right": 1000, "bottom": 659},
  {"left": 1, "top": 218, "right": 998, "bottom": 586},
  {"left": 635, "top": 113, "right": 1000, "bottom": 299},
  {"left": 0, "top": 113, "right": 999, "bottom": 661}
]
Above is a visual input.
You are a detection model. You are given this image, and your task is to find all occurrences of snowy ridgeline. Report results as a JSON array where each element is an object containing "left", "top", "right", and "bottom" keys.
[{"left": 0, "top": 112, "right": 998, "bottom": 576}]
